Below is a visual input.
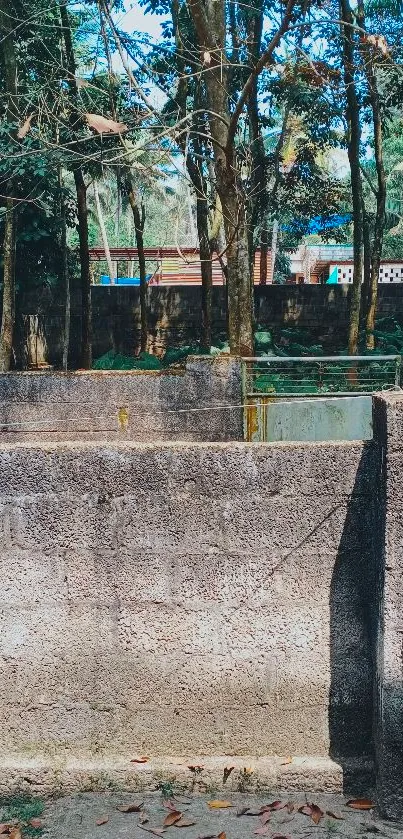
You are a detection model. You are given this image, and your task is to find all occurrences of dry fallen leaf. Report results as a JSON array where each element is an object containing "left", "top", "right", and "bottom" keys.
[
  {"left": 96, "top": 817, "right": 109, "bottom": 826},
  {"left": 310, "top": 804, "right": 324, "bottom": 825},
  {"left": 298, "top": 804, "right": 313, "bottom": 816},
  {"left": 217, "top": 833, "right": 227, "bottom": 839},
  {"left": 327, "top": 810, "right": 344, "bottom": 820},
  {"left": 29, "top": 820, "right": 43, "bottom": 829},
  {"left": 223, "top": 766, "right": 234, "bottom": 784},
  {"left": 8, "top": 830, "right": 22, "bottom": 839},
  {"left": 163, "top": 800, "right": 179, "bottom": 811},
  {"left": 117, "top": 802, "right": 144, "bottom": 813},
  {"left": 207, "top": 800, "right": 232, "bottom": 809},
  {"left": 272, "top": 834, "right": 292, "bottom": 839},
  {"left": 130, "top": 756, "right": 149, "bottom": 763},
  {"left": 259, "top": 811, "right": 271, "bottom": 825},
  {"left": 17, "top": 114, "right": 34, "bottom": 139},
  {"left": 286, "top": 802, "right": 294, "bottom": 814},
  {"left": 280, "top": 757, "right": 292, "bottom": 766},
  {"left": 262, "top": 801, "right": 286, "bottom": 812},
  {"left": 163, "top": 811, "right": 182, "bottom": 827},
  {"left": 254, "top": 827, "right": 270, "bottom": 836},
  {"left": 86, "top": 113, "right": 128, "bottom": 134},
  {"left": 174, "top": 817, "right": 196, "bottom": 827},
  {"left": 346, "top": 799, "right": 375, "bottom": 811},
  {"left": 0, "top": 827, "right": 11, "bottom": 836}
]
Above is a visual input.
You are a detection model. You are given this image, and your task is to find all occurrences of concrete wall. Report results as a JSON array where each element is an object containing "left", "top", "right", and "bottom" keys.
[
  {"left": 0, "top": 357, "right": 242, "bottom": 443},
  {"left": 2, "top": 383, "right": 403, "bottom": 816},
  {"left": 0, "top": 434, "right": 377, "bottom": 796},
  {"left": 13, "top": 284, "right": 403, "bottom": 367},
  {"left": 373, "top": 394, "right": 403, "bottom": 819}
]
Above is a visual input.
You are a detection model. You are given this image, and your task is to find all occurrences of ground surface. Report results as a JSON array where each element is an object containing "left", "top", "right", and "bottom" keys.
[{"left": 40, "top": 792, "right": 403, "bottom": 839}]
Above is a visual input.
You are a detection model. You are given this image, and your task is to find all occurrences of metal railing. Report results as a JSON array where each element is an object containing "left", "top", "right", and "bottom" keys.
[{"left": 242, "top": 355, "right": 402, "bottom": 398}]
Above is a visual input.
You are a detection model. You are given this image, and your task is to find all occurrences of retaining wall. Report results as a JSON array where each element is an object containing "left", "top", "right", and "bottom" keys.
[
  {"left": 13, "top": 284, "right": 403, "bottom": 367},
  {"left": 0, "top": 357, "right": 242, "bottom": 443},
  {"left": 0, "top": 378, "right": 403, "bottom": 818},
  {"left": 0, "top": 437, "right": 377, "bottom": 798}
]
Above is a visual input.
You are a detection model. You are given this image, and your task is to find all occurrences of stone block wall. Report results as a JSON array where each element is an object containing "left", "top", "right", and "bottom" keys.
[
  {"left": 0, "top": 357, "right": 242, "bottom": 443},
  {"left": 373, "top": 394, "right": 403, "bottom": 819},
  {"left": 1, "top": 383, "right": 403, "bottom": 816},
  {"left": 12, "top": 284, "right": 403, "bottom": 368},
  {"left": 0, "top": 435, "right": 377, "bottom": 795}
]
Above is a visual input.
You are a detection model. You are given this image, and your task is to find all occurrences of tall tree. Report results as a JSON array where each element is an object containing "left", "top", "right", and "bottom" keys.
[
  {"left": 0, "top": 0, "right": 18, "bottom": 371},
  {"left": 187, "top": 0, "right": 297, "bottom": 355},
  {"left": 59, "top": 1, "right": 92, "bottom": 368},
  {"left": 340, "top": 0, "right": 364, "bottom": 354}
]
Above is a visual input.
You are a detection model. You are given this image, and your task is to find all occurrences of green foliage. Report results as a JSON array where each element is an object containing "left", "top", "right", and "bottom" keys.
[{"left": 0, "top": 795, "right": 44, "bottom": 837}]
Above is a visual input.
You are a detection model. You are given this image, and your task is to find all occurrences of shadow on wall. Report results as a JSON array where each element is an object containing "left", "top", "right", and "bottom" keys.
[{"left": 329, "top": 442, "right": 381, "bottom": 795}]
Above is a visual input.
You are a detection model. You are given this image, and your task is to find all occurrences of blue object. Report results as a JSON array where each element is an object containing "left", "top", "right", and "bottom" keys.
[
  {"left": 283, "top": 213, "right": 353, "bottom": 234},
  {"left": 116, "top": 274, "right": 152, "bottom": 286},
  {"left": 100, "top": 275, "right": 111, "bottom": 285}
]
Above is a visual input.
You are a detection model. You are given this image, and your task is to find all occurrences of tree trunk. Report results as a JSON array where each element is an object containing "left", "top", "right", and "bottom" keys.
[
  {"left": 59, "top": 170, "right": 70, "bottom": 371},
  {"left": 219, "top": 182, "right": 253, "bottom": 355},
  {"left": 361, "top": 206, "right": 371, "bottom": 326},
  {"left": 259, "top": 223, "right": 268, "bottom": 285},
  {"left": 340, "top": 0, "right": 364, "bottom": 355},
  {"left": 75, "top": 170, "right": 92, "bottom": 367},
  {"left": 359, "top": 17, "right": 386, "bottom": 349},
  {"left": 270, "top": 220, "right": 279, "bottom": 284},
  {"left": 94, "top": 182, "right": 115, "bottom": 281},
  {"left": 197, "top": 191, "right": 213, "bottom": 353},
  {"left": 186, "top": 152, "right": 213, "bottom": 353},
  {"left": 0, "top": 1, "right": 18, "bottom": 372},
  {"left": 246, "top": 0, "right": 265, "bottom": 274},
  {"left": 188, "top": 0, "right": 254, "bottom": 356},
  {"left": 60, "top": 0, "right": 92, "bottom": 368},
  {"left": 128, "top": 186, "right": 147, "bottom": 353},
  {"left": 0, "top": 199, "right": 16, "bottom": 371}
]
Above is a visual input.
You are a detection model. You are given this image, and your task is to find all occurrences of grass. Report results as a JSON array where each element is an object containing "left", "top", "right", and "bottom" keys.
[{"left": 0, "top": 796, "right": 45, "bottom": 838}]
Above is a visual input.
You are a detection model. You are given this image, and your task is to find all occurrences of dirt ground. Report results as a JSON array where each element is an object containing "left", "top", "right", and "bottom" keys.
[{"left": 41, "top": 792, "right": 403, "bottom": 839}]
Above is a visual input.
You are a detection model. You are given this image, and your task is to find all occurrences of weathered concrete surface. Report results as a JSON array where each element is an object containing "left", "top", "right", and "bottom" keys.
[
  {"left": 0, "top": 438, "right": 377, "bottom": 794},
  {"left": 41, "top": 792, "right": 403, "bottom": 839},
  {"left": 0, "top": 357, "right": 242, "bottom": 443},
  {"left": 373, "top": 394, "right": 403, "bottom": 819}
]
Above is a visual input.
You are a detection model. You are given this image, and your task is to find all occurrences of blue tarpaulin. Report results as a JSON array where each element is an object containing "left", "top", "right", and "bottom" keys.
[{"left": 283, "top": 213, "right": 352, "bottom": 234}]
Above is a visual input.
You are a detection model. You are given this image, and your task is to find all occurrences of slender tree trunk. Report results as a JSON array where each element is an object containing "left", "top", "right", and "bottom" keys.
[
  {"left": 196, "top": 190, "right": 213, "bottom": 353},
  {"left": 0, "top": 1, "right": 18, "bottom": 371},
  {"left": 74, "top": 171, "right": 92, "bottom": 367},
  {"left": 128, "top": 185, "right": 147, "bottom": 353},
  {"left": 94, "top": 182, "right": 115, "bottom": 281},
  {"left": 60, "top": 1, "right": 92, "bottom": 368},
  {"left": 59, "top": 171, "right": 70, "bottom": 370},
  {"left": 270, "top": 220, "right": 279, "bottom": 283},
  {"left": 0, "top": 199, "right": 16, "bottom": 371},
  {"left": 361, "top": 206, "right": 371, "bottom": 325},
  {"left": 246, "top": 0, "right": 265, "bottom": 276},
  {"left": 259, "top": 223, "right": 268, "bottom": 285},
  {"left": 340, "top": 0, "right": 364, "bottom": 355},
  {"left": 186, "top": 152, "right": 212, "bottom": 353},
  {"left": 357, "top": 4, "right": 386, "bottom": 350}
]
